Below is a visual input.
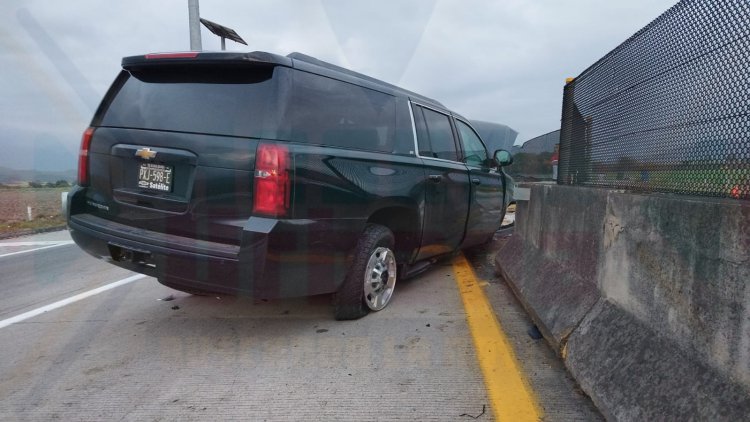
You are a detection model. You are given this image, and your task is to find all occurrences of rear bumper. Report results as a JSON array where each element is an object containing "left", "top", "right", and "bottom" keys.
[{"left": 68, "top": 212, "right": 361, "bottom": 298}]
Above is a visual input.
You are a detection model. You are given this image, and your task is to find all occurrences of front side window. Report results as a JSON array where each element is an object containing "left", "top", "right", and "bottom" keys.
[{"left": 456, "top": 120, "right": 488, "bottom": 167}]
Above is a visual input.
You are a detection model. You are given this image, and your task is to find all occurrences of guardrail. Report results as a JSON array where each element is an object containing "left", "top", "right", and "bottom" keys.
[{"left": 496, "top": 184, "right": 750, "bottom": 420}]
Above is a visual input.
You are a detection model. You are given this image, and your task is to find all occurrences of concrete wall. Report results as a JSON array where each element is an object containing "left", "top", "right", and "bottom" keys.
[{"left": 496, "top": 184, "right": 750, "bottom": 420}]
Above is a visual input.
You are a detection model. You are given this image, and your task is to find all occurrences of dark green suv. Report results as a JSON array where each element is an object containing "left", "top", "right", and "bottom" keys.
[{"left": 67, "top": 51, "right": 513, "bottom": 319}]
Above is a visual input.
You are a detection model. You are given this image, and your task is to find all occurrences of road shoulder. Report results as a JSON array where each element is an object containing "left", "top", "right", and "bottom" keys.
[{"left": 464, "top": 230, "right": 603, "bottom": 421}]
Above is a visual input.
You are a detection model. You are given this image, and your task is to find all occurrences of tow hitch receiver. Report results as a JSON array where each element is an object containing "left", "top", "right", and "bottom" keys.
[{"left": 108, "top": 243, "right": 154, "bottom": 267}]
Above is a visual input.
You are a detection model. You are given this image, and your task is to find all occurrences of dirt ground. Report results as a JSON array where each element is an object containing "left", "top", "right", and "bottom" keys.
[
  {"left": 0, "top": 188, "right": 68, "bottom": 221},
  {"left": 0, "top": 188, "right": 68, "bottom": 237}
]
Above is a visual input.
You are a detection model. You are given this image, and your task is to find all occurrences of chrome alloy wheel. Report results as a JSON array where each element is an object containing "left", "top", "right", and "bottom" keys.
[{"left": 363, "top": 247, "right": 397, "bottom": 311}]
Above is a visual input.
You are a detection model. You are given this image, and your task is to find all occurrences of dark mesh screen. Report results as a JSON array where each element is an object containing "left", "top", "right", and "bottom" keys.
[{"left": 558, "top": 0, "right": 750, "bottom": 200}]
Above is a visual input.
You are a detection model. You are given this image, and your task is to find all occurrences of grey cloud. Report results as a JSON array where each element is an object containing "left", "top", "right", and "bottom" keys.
[
  {"left": 0, "top": 0, "right": 677, "bottom": 171},
  {"left": 321, "top": 0, "right": 437, "bottom": 83}
]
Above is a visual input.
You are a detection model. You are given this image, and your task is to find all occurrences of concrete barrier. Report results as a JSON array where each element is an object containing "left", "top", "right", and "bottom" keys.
[{"left": 496, "top": 184, "right": 750, "bottom": 420}]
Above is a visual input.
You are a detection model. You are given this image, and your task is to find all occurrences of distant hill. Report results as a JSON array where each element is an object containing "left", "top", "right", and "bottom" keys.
[{"left": 0, "top": 167, "right": 76, "bottom": 184}]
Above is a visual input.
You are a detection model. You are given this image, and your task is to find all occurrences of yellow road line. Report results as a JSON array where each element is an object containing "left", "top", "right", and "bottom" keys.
[{"left": 452, "top": 253, "right": 543, "bottom": 421}]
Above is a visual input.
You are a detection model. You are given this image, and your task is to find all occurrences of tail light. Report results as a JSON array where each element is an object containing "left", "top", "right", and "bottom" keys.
[
  {"left": 77, "top": 127, "right": 95, "bottom": 186},
  {"left": 253, "top": 143, "right": 291, "bottom": 217}
]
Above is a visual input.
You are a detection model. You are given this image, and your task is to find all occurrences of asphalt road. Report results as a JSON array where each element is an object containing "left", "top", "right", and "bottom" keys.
[
  {"left": 0, "top": 231, "right": 133, "bottom": 322},
  {"left": 0, "top": 229, "right": 601, "bottom": 421}
]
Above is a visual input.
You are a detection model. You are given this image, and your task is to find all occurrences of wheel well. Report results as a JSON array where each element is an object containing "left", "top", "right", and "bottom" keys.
[{"left": 367, "top": 207, "right": 420, "bottom": 263}]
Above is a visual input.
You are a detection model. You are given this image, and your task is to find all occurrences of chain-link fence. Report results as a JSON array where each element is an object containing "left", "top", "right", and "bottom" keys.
[{"left": 558, "top": 0, "right": 750, "bottom": 200}]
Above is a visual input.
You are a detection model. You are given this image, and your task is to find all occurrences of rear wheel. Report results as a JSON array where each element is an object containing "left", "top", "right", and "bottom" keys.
[{"left": 334, "top": 224, "right": 397, "bottom": 320}]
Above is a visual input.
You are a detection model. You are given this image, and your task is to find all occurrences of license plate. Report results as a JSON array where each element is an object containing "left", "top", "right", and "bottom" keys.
[{"left": 138, "top": 163, "right": 173, "bottom": 192}]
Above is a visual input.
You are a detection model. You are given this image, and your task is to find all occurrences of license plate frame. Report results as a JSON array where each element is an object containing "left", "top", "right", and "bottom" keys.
[{"left": 137, "top": 163, "right": 173, "bottom": 193}]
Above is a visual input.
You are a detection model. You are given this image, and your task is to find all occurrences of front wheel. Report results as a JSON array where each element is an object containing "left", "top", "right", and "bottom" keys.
[{"left": 333, "top": 224, "right": 397, "bottom": 320}]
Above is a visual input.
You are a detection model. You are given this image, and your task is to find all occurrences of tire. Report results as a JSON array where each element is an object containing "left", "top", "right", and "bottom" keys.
[{"left": 334, "top": 224, "right": 397, "bottom": 320}]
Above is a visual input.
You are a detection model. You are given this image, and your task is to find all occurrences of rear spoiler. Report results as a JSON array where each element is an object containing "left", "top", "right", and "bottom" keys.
[{"left": 122, "top": 51, "right": 292, "bottom": 70}]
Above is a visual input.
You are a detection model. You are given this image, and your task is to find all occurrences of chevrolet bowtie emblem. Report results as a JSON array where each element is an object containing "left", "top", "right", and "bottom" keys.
[{"left": 135, "top": 148, "right": 157, "bottom": 160}]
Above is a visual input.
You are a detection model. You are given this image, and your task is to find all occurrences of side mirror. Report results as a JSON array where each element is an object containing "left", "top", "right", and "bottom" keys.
[{"left": 494, "top": 149, "right": 513, "bottom": 167}]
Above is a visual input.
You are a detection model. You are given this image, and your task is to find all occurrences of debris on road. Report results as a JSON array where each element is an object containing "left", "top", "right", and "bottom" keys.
[
  {"left": 459, "top": 404, "right": 486, "bottom": 419},
  {"left": 527, "top": 325, "right": 543, "bottom": 340}
]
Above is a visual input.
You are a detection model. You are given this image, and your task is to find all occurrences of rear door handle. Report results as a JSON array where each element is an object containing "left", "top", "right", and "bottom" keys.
[
  {"left": 428, "top": 175, "right": 443, "bottom": 183},
  {"left": 471, "top": 178, "right": 481, "bottom": 185}
]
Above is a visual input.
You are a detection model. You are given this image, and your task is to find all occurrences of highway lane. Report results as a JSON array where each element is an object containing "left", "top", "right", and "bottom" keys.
[
  {"left": 0, "top": 231, "right": 134, "bottom": 320},
  {"left": 0, "top": 229, "right": 602, "bottom": 421},
  {"left": 0, "top": 256, "right": 495, "bottom": 420}
]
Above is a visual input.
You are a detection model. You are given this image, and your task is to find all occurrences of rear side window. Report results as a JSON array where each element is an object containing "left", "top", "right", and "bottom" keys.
[
  {"left": 414, "top": 105, "right": 460, "bottom": 161},
  {"left": 98, "top": 66, "right": 286, "bottom": 138},
  {"left": 413, "top": 106, "right": 432, "bottom": 157},
  {"left": 288, "top": 71, "right": 397, "bottom": 153}
]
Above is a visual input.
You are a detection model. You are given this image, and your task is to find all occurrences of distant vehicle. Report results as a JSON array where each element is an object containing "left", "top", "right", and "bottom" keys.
[{"left": 67, "top": 51, "right": 514, "bottom": 319}]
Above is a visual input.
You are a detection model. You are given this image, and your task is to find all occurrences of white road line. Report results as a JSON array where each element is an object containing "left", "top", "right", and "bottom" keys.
[
  {"left": 0, "top": 242, "right": 75, "bottom": 259},
  {"left": 0, "top": 241, "right": 74, "bottom": 246},
  {"left": 0, "top": 274, "right": 147, "bottom": 329}
]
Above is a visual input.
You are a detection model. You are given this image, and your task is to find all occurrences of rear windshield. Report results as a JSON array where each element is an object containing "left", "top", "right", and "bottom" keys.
[
  {"left": 98, "top": 66, "right": 287, "bottom": 138},
  {"left": 97, "top": 65, "right": 410, "bottom": 154}
]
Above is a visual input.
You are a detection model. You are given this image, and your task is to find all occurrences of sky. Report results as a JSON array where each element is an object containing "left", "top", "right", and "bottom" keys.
[{"left": 0, "top": 0, "right": 677, "bottom": 172}]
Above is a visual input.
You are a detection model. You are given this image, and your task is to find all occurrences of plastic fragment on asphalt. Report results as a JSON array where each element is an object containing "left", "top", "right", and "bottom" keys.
[{"left": 527, "top": 325, "right": 543, "bottom": 340}]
